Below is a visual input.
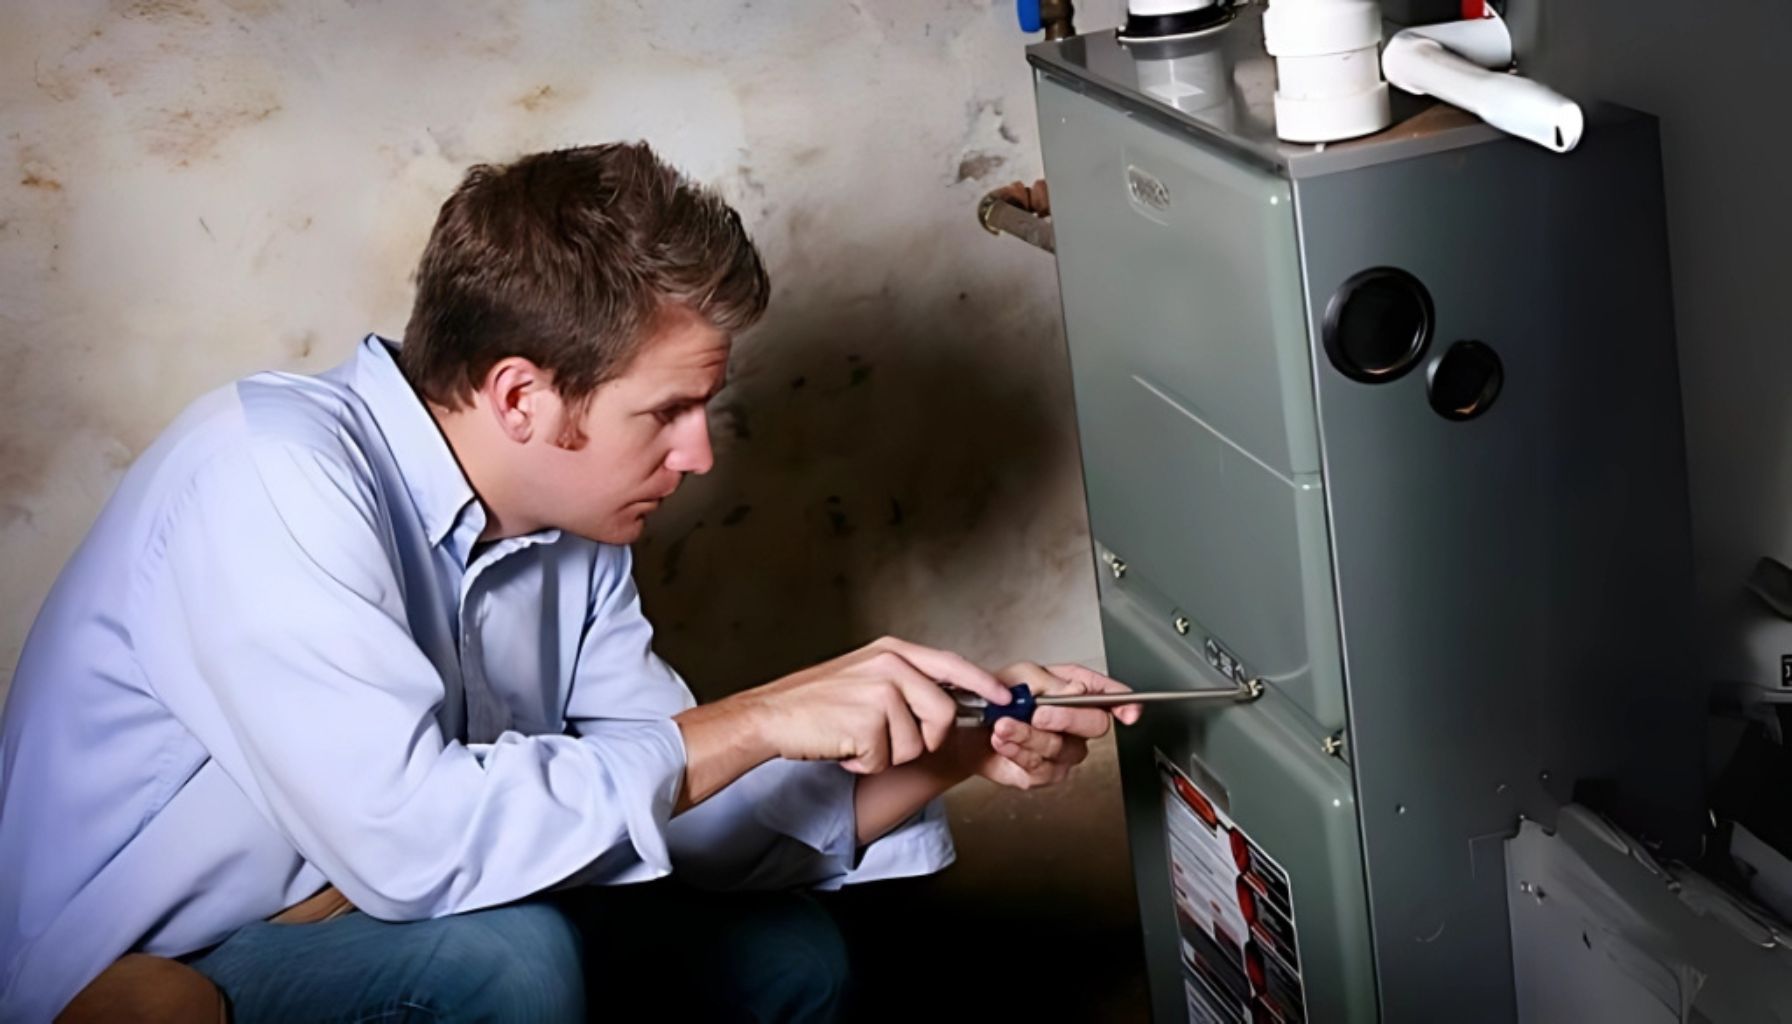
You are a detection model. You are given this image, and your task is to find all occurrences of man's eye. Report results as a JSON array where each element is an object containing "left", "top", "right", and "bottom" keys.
[{"left": 652, "top": 406, "right": 683, "bottom": 424}]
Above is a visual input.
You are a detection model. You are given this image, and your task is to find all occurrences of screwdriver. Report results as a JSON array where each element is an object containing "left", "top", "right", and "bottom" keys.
[{"left": 954, "top": 679, "right": 1264, "bottom": 728}]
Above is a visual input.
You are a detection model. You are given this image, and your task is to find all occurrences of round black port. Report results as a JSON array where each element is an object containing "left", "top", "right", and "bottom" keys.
[
  {"left": 1428, "top": 340, "right": 1504, "bottom": 421},
  {"left": 1322, "top": 267, "right": 1435, "bottom": 384},
  {"left": 1119, "top": 2, "right": 1237, "bottom": 41}
]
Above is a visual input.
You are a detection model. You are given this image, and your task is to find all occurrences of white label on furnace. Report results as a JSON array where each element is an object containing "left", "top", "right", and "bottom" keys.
[{"left": 1157, "top": 750, "right": 1309, "bottom": 1023}]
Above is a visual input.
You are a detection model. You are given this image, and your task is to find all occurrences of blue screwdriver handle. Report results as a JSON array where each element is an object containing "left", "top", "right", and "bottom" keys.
[{"left": 978, "top": 684, "right": 1037, "bottom": 726}]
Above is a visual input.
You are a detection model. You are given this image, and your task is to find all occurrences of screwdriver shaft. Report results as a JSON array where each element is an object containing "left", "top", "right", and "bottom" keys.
[
  {"left": 953, "top": 679, "right": 1262, "bottom": 727},
  {"left": 1036, "top": 688, "right": 1249, "bottom": 708}
]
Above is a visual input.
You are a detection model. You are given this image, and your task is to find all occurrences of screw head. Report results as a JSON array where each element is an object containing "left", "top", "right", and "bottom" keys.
[
  {"left": 1173, "top": 614, "right": 1190, "bottom": 635},
  {"left": 1110, "top": 558, "right": 1127, "bottom": 579},
  {"left": 1322, "top": 734, "right": 1344, "bottom": 757}
]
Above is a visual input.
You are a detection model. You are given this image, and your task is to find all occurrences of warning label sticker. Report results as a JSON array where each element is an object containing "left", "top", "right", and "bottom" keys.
[{"left": 1157, "top": 750, "right": 1308, "bottom": 1023}]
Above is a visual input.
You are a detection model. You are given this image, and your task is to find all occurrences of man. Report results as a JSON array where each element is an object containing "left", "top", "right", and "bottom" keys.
[{"left": 0, "top": 142, "right": 1135, "bottom": 1022}]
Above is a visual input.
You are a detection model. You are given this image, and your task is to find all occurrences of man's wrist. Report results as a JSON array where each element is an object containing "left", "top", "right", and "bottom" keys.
[
  {"left": 672, "top": 693, "right": 779, "bottom": 810},
  {"left": 927, "top": 728, "right": 986, "bottom": 785}
]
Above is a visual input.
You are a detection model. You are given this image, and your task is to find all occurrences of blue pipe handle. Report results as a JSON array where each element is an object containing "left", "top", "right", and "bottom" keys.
[{"left": 1016, "top": 0, "right": 1043, "bottom": 34}]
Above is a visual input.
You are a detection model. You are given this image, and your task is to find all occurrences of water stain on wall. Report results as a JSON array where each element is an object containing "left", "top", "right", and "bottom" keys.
[
  {"left": 15, "top": 145, "right": 64, "bottom": 194},
  {"left": 954, "top": 150, "right": 1005, "bottom": 182},
  {"left": 119, "top": 0, "right": 213, "bottom": 24},
  {"left": 145, "top": 95, "right": 284, "bottom": 165},
  {"left": 513, "top": 83, "right": 587, "bottom": 114}
]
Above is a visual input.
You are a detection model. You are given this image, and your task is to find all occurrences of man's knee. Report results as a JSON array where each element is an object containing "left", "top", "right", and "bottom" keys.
[
  {"left": 784, "top": 897, "right": 850, "bottom": 1008},
  {"left": 414, "top": 902, "right": 585, "bottom": 1023},
  {"left": 719, "top": 893, "right": 849, "bottom": 1022}
]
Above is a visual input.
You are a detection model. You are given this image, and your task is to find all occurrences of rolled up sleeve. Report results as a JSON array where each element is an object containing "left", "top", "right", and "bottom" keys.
[
  {"left": 666, "top": 759, "right": 956, "bottom": 891},
  {"left": 571, "top": 719, "right": 687, "bottom": 880},
  {"left": 566, "top": 549, "right": 956, "bottom": 892}
]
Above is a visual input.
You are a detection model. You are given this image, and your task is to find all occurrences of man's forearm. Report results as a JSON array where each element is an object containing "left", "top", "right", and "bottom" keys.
[
  {"left": 671, "top": 697, "right": 777, "bottom": 813},
  {"left": 674, "top": 692, "right": 983, "bottom": 841},
  {"left": 852, "top": 732, "right": 979, "bottom": 846}
]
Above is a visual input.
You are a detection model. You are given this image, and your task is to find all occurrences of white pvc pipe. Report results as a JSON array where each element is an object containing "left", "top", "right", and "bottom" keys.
[
  {"left": 1263, "top": 0, "right": 1392, "bottom": 144},
  {"left": 1382, "top": 11, "right": 1585, "bottom": 153},
  {"left": 1128, "top": 0, "right": 1223, "bottom": 14}
]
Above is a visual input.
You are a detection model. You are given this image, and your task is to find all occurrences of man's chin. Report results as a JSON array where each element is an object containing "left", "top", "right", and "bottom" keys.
[{"left": 585, "top": 513, "right": 650, "bottom": 546}]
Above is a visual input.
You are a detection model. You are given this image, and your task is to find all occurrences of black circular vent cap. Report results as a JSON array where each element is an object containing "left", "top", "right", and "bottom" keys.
[
  {"left": 1322, "top": 267, "right": 1435, "bottom": 384},
  {"left": 1428, "top": 340, "right": 1504, "bottom": 421}
]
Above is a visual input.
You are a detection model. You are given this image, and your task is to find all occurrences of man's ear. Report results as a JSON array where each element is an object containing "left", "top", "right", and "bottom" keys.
[{"left": 480, "top": 357, "right": 552, "bottom": 444}]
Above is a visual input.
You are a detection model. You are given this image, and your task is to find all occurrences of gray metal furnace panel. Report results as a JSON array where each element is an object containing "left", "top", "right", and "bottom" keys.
[
  {"left": 1103, "top": 580, "right": 1378, "bottom": 1022},
  {"left": 1035, "top": 74, "right": 1320, "bottom": 479},
  {"left": 1294, "top": 113, "right": 1702, "bottom": 1021},
  {"left": 1037, "top": 74, "right": 1350, "bottom": 733}
]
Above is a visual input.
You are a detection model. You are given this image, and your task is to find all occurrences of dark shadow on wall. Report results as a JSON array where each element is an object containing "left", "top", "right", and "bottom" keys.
[
  {"left": 636, "top": 276, "right": 1081, "bottom": 695},
  {"left": 633, "top": 252, "right": 1148, "bottom": 1019}
]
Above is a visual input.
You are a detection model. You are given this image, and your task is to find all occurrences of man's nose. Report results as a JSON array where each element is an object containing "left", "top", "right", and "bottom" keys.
[{"left": 665, "top": 409, "right": 714, "bottom": 476}]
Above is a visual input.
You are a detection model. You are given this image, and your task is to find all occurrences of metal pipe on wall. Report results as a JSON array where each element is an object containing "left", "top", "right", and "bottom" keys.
[{"left": 976, "top": 180, "right": 1055, "bottom": 253}]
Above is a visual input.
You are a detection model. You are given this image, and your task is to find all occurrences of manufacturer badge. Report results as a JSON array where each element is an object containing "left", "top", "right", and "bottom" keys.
[{"left": 1126, "top": 165, "right": 1171, "bottom": 212}]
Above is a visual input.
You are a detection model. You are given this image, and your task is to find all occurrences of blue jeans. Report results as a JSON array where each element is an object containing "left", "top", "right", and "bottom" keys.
[{"left": 187, "top": 882, "right": 849, "bottom": 1023}]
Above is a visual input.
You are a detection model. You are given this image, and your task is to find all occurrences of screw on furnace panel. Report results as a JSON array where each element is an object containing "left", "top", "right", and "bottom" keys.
[
  {"left": 1173, "top": 614, "right": 1190, "bottom": 635},
  {"left": 1322, "top": 734, "right": 1344, "bottom": 757},
  {"left": 1243, "top": 679, "right": 1264, "bottom": 700},
  {"left": 1110, "top": 558, "right": 1127, "bottom": 579}
]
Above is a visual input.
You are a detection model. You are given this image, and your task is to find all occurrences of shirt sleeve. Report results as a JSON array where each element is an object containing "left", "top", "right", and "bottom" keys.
[
  {"left": 666, "top": 759, "right": 957, "bottom": 892},
  {"left": 565, "top": 548, "right": 955, "bottom": 891},
  {"left": 132, "top": 439, "right": 687, "bottom": 922}
]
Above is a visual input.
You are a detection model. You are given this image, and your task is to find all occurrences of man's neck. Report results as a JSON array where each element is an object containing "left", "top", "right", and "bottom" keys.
[{"left": 428, "top": 402, "right": 534, "bottom": 542}]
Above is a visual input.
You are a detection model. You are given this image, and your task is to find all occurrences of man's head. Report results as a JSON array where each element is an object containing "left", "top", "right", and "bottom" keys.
[{"left": 400, "top": 142, "right": 769, "bottom": 544}]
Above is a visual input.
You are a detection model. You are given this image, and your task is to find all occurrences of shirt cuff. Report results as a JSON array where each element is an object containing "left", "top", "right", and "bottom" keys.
[
  {"left": 746, "top": 761, "right": 956, "bottom": 890},
  {"left": 831, "top": 797, "right": 956, "bottom": 889},
  {"left": 575, "top": 718, "right": 688, "bottom": 882}
]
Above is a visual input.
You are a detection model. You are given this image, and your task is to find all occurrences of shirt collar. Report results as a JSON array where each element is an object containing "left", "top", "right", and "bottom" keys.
[{"left": 350, "top": 335, "right": 481, "bottom": 552}]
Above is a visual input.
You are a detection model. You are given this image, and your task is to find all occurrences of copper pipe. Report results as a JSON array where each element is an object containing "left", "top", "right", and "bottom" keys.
[
  {"left": 1040, "top": 0, "right": 1076, "bottom": 40},
  {"left": 977, "top": 180, "right": 1055, "bottom": 254}
]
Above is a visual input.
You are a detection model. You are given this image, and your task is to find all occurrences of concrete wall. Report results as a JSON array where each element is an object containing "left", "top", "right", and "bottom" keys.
[
  {"left": 1511, "top": 0, "right": 1792, "bottom": 690},
  {"left": 0, "top": 1, "right": 1143, "bottom": 1015}
]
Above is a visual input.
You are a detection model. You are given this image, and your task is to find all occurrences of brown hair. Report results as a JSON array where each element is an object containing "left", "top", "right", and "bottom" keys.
[{"left": 399, "top": 142, "right": 769, "bottom": 413}]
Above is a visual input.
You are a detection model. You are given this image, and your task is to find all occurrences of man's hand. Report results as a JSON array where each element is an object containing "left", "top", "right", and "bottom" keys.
[
  {"left": 747, "top": 637, "right": 1012, "bottom": 773},
  {"left": 674, "top": 637, "right": 1011, "bottom": 810},
  {"left": 960, "top": 662, "right": 1140, "bottom": 791},
  {"left": 851, "top": 660, "right": 1138, "bottom": 844}
]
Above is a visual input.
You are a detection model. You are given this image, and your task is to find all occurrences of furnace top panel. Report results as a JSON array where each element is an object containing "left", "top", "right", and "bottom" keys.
[{"left": 1026, "top": 5, "right": 1507, "bottom": 179}]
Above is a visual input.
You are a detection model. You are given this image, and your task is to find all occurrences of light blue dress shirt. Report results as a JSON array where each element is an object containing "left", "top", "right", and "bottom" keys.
[{"left": 0, "top": 336, "right": 952, "bottom": 1021}]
